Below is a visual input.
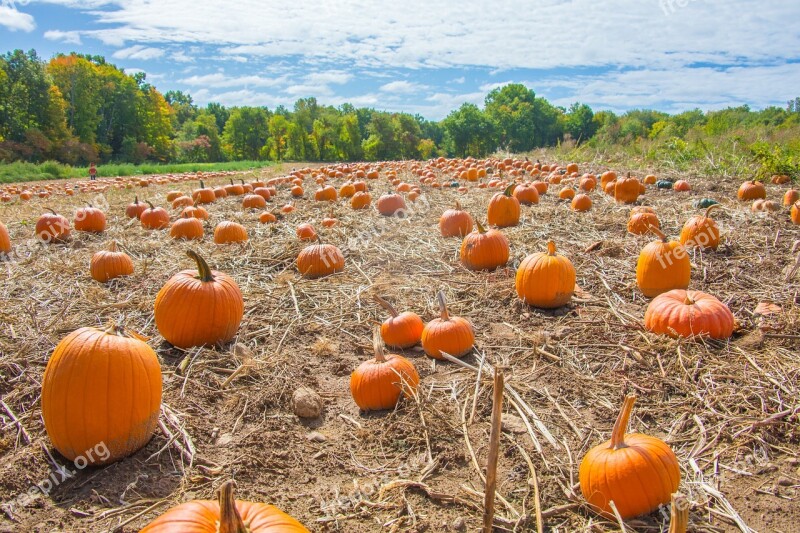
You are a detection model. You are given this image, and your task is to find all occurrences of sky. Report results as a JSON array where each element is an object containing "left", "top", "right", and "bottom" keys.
[{"left": 1, "top": 0, "right": 799, "bottom": 120}]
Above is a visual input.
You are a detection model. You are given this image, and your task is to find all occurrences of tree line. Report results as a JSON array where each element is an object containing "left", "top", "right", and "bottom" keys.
[{"left": 1, "top": 49, "right": 799, "bottom": 166}]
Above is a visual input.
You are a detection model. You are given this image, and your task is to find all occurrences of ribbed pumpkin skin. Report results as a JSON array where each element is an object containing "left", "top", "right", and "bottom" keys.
[
  {"left": 140, "top": 206, "right": 170, "bottom": 230},
  {"left": 74, "top": 206, "right": 107, "bottom": 233},
  {"left": 783, "top": 189, "right": 799, "bottom": 207},
  {"left": 350, "top": 353, "right": 420, "bottom": 411},
  {"left": 351, "top": 191, "right": 372, "bottom": 209},
  {"left": 636, "top": 238, "right": 690, "bottom": 298},
  {"left": 381, "top": 312, "right": 424, "bottom": 349},
  {"left": 140, "top": 500, "right": 309, "bottom": 533},
  {"left": 170, "top": 217, "right": 204, "bottom": 240},
  {"left": 242, "top": 194, "right": 266, "bottom": 209},
  {"left": 376, "top": 193, "right": 406, "bottom": 216},
  {"left": 126, "top": 197, "right": 147, "bottom": 219},
  {"left": 41, "top": 327, "right": 162, "bottom": 464},
  {"left": 36, "top": 211, "right": 71, "bottom": 243},
  {"left": 154, "top": 254, "right": 244, "bottom": 348},
  {"left": 515, "top": 242, "right": 575, "bottom": 308},
  {"left": 628, "top": 212, "right": 660, "bottom": 235},
  {"left": 90, "top": 244, "right": 134, "bottom": 282},
  {"left": 644, "top": 289, "right": 734, "bottom": 339},
  {"left": 421, "top": 317, "right": 474, "bottom": 359},
  {"left": 459, "top": 226, "right": 509, "bottom": 271},
  {"left": 571, "top": 193, "right": 592, "bottom": 211},
  {"left": 297, "top": 243, "right": 344, "bottom": 278},
  {"left": 0, "top": 221, "right": 11, "bottom": 256},
  {"left": 614, "top": 176, "right": 641, "bottom": 204},
  {"left": 213, "top": 221, "right": 248, "bottom": 244},
  {"left": 487, "top": 185, "right": 520, "bottom": 228},
  {"left": 679, "top": 209, "right": 720, "bottom": 250},
  {"left": 439, "top": 205, "right": 474, "bottom": 237},
  {"left": 512, "top": 185, "right": 539, "bottom": 205},
  {"left": 792, "top": 201, "right": 800, "bottom": 225},
  {"left": 737, "top": 180, "right": 766, "bottom": 201},
  {"left": 579, "top": 433, "right": 680, "bottom": 519}
]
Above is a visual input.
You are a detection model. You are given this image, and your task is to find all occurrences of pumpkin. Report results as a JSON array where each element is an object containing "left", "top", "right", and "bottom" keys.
[
  {"left": 259, "top": 212, "right": 277, "bottom": 224},
  {"left": 571, "top": 193, "right": 592, "bottom": 211},
  {"left": 225, "top": 179, "right": 245, "bottom": 196},
  {"left": 90, "top": 241, "right": 134, "bottom": 282},
  {"left": 376, "top": 192, "right": 407, "bottom": 216},
  {"left": 36, "top": 208, "right": 71, "bottom": 243},
  {"left": 439, "top": 201, "right": 474, "bottom": 237},
  {"left": 242, "top": 194, "right": 266, "bottom": 209},
  {"left": 296, "top": 223, "right": 317, "bottom": 241},
  {"left": 351, "top": 191, "right": 372, "bottom": 209},
  {"left": 791, "top": 201, "right": 800, "bottom": 225},
  {"left": 154, "top": 250, "right": 244, "bottom": 348},
  {"left": 214, "top": 221, "right": 248, "bottom": 244},
  {"left": 0, "top": 221, "right": 10, "bottom": 258},
  {"left": 140, "top": 202, "right": 171, "bottom": 230},
  {"left": 166, "top": 190, "right": 183, "bottom": 202},
  {"left": 761, "top": 200, "right": 779, "bottom": 212},
  {"left": 628, "top": 211, "right": 660, "bottom": 235},
  {"left": 350, "top": 329, "right": 420, "bottom": 411},
  {"left": 579, "top": 394, "right": 680, "bottom": 519},
  {"left": 579, "top": 176, "right": 597, "bottom": 192},
  {"left": 214, "top": 187, "right": 228, "bottom": 199},
  {"left": 512, "top": 184, "right": 540, "bottom": 205},
  {"left": 374, "top": 295, "right": 424, "bottom": 349},
  {"left": 181, "top": 205, "right": 210, "bottom": 220},
  {"left": 321, "top": 215, "right": 337, "bottom": 228},
  {"left": 643, "top": 174, "right": 657, "bottom": 185},
  {"left": 771, "top": 174, "right": 790, "bottom": 185},
  {"left": 171, "top": 195, "right": 194, "bottom": 210},
  {"left": 41, "top": 323, "right": 162, "bottom": 464},
  {"left": 673, "top": 180, "right": 691, "bottom": 192},
  {"left": 614, "top": 173, "right": 640, "bottom": 204},
  {"left": 126, "top": 196, "right": 147, "bottom": 219},
  {"left": 170, "top": 214, "right": 204, "bottom": 241},
  {"left": 783, "top": 189, "right": 800, "bottom": 207},
  {"left": 531, "top": 180, "right": 548, "bottom": 195},
  {"left": 74, "top": 205, "right": 107, "bottom": 233},
  {"left": 600, "top": 171, "right": 617, "bottom": 188},
  {"left": 193, "top": 180, "right": 216, "bottom": 204},
  {"left": 636, "top": 227, "right": 690, "bottom": 298},
  {"left": 644, "top": 289, "right": 734, "bottom": 339},
  {"left": 420, "top": 291, "right": 474, "bottom": 359},
  {"left": 314, "top": 185, "right": 337, "bottom": 202},
  {"left": 140, "top": 480, "right": 309, "bottom": 533},
  {"left": 693, "top": 198, "right": 718, "bottom": 209},
  {"left": 253, "top": 187, "right": 272, "bottom": 201},
  {"left": 515, "top": 241, "right": 575, "bottom": 308},
  {"left": 657, "top": 180, "right": 674, "bottom": 190},
  {"left": 459, "top": 220, "right": 509, "bottom": 271},
  {"left": 737, "top": 180, "right": 766, "bottom": 201},
  {"left": 297, "top": 240, "right": 345, "bottom": 278},
  {"left": 558, "top": 187, "right": 575, "bottom": 200},
  {"left": 679, "top": 205, "right": 720, "bottom": 250},
  {"left": 339, "top": 182, "right": 356, "bottom": 198},
  {"left": 487, "top": 184, "right": 520, "bottom": 228}
]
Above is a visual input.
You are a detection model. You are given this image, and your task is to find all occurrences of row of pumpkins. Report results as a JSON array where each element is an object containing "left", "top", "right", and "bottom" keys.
[{"left": 5, "top": 160, "right": 792, "bottom": 530}]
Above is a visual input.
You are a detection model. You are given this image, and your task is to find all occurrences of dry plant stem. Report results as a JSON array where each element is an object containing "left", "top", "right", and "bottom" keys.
[
  {"left": 483, "top": 369, "right": 504, "bottom": 533},
  {"left": 1, "top": 400, "right": 30, "bottom": 444}
]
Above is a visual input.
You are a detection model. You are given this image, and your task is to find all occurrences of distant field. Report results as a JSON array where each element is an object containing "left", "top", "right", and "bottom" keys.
[{"left": 0, "top": 160, "right": 277, "bottom": 184}]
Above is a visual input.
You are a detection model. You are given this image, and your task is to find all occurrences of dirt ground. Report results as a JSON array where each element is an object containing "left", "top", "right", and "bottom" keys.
[{"left": 0, "top": 159, "right": 798, "bottom": 532}]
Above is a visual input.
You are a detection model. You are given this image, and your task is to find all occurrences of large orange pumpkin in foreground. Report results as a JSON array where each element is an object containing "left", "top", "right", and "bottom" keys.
[
  {"left": 645, "top": 289, "right": 735, "bottom": 339},
  {"left": 579, "top": 394, "right": 680, "bottom": 519},
  {"left": 154, "top": 251, "right": 244, "bottom": 348},
  {"left": 140, "top": 480, "right": 309, "bottom": 532},
  {"left": 421, "top": 291, "right": 474, "bottom": 359},
  {"left": 42, "top": 324, "right": 162, "bottom": 464},
  {"left": 515, "top": 241, "right": 575, "bottom": 308},
  {"left": 375, "top": 295, "right": 424, "bottom": 349},
  {"left": 636, "top": 228, "right": 690, "bottom": 298},
  {"left": 350, "top": 329, "right": 420, "bottom": 411}
]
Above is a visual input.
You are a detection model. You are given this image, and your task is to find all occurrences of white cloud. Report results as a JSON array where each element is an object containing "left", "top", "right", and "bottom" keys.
[
  {"left": 380, "top": 80, "right": 427, "bottom": 93},
  {"left": 284, "top": 84, "right": 334, "bottom": 97},
  {"left": 44, "top": 30, "right": 82, "bottom": 44},
  {"left": 112, "top": 45, "right": 165, "bottom": 60},
  {"left": 179, "top": 73, "right": 288, "bottom": 88},
  {"left": 0, "top": 5, "right": 35, "bottom": 32},
  {"left": 305, "top": 70, "right": 352, "bottom": 85},
  {"left": 171, "top": 50, "right": 194, "bottom": 63}
]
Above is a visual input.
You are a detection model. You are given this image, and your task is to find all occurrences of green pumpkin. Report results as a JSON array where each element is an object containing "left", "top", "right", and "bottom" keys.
[
  {"left": 693, "top": 198, "right": 719, "bottom": 209},
  {"left": 656, "top": 180, "right": 674, "bottom": 189}
]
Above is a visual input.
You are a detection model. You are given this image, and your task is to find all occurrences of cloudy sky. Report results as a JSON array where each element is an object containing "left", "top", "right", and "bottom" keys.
[{"left": 1, "top": 0, "right": 799, "bottom": 119}]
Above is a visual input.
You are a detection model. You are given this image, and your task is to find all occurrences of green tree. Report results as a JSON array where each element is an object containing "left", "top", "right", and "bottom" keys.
[
  {"left": 484, "top": 83, "right": 536, "bottom": 151},
  {"left": 222, "top": 107, "right": 270, "bottom": 160},
  {"left": 564, "top": 102, "right": 596, "bottom": 142},
  {"left": 441, "top": 103, "right": 495, "bottom": 157}
]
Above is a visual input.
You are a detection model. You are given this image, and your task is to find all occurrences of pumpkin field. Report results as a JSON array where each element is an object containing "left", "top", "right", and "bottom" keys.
[{"left": 0, "top": 158, "right": 799, "bottom": 532}]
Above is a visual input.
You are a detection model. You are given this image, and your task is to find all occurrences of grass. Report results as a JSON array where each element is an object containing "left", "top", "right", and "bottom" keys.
[{"left": 0, "top": 160, "right": 276, "bottom": 184}]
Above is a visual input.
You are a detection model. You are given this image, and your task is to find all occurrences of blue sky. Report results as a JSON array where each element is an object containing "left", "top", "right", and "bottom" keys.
[{"left": 1, "top": 0, "right": 799, "bottom": 120}]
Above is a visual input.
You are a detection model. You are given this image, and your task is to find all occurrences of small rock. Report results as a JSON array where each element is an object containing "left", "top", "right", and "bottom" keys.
[
  {"left": 451, "top": 516, "right": 466, "bottom": 530},
  {"left": 292, "top": 387, "right": 323, "bottom": 418},
  {"left": 777, "top": 476, "right": 794, "bottom": 487},
  {"left": 502, "top": 414, "right": 527, "bottom": 434},
  {"left": 307, "top": 431, "right": 327, "bottom": 443},
  {"left": 215, "top": 432, "right": 234, "bottom": 446}
]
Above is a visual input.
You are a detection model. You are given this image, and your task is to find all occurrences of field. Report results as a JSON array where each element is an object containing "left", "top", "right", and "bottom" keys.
[{"left": 0, "top": 157, "right": 798, "bottom": 532}]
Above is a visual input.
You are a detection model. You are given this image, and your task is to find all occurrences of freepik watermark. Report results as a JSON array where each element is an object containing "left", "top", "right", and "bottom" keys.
[
  {"left": 1, "top": 441, "right": 110, "bottom": 518},
  {"left": 659, "top": 0, "right": 703, "bottom": 16}
]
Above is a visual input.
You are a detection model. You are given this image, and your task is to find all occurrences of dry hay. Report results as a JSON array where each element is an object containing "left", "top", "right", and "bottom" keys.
[{"left": 0, "top": 160, "right": 798, "bottom": 532}]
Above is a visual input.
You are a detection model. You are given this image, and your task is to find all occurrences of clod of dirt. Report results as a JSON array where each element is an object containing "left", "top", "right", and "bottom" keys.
[
  {"left": 451, "top": 516, "right": 466, "bottom": 530},
  {"left": 292, "top": 387, "right": 323, "bottom": 418},
  {"left": 307, "top": 431, "right": 327, "bottom": 443},
  {"left": 502, "top": 413, "right": 527, "bottom": 434}
]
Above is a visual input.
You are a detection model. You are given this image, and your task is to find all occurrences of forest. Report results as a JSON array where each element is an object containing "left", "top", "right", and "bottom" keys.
[{"left": 1, "top": 49, "right": 799, "bottom": 177}]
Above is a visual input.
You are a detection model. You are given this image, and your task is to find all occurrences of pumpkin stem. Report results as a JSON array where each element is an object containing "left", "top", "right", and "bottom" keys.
[
  {"left": 683, "top": 293, "right": 695, "bottom": 306},
  {"left": 44, "top": 207, "right": 58, "bottom": 215},
  {"left": 609, "top": 394, "right": 636, "bottom": 450},
  {"left": 217, "top": 480, "right": 248, "bottom": 533},
  {"left": 668, "top": 492, "right": 689, "bottom": 533},
  {"left": 134, "top": 196, "right": 139, "bottom": 205},
  {"left": 437, "top": 291, "right": 450, "bottom": 321},
  {"left": 108, "top": 240, "right": 118, "bottom": 253},
  {"left": 503, "top": 183, "right": 516, "bottom": 197},
  {"left": 454, "top": 200, "right": 461, "bottom": 211},
  {"left": 373, "top": 295, "right": 399, "bottom": 317},
  {"left": 373, "top": 327, "right": 386, "bottom": 363},
  {"left": 649, "top": 226, "right": 668, "bottom": 242},
  {"left": 199, "top": 180, "right": 206, "bottom": 189},
  {"left": 187, "top": 250, "right": 215, "bottom": 282},
  {"left": 703, "top": 204, "right": 720, "bottom": 219},
  {"left": 229, "top": 178, "right": 235, "bottom": 186},
  {"left": 475, "top": 219, "right": 487, "bottom": 234},
  {"left": 546, "top": 241, "right": 556, "bottom": 256},
  {"left": 146, "top": 201, "right": 156, "bottom": 210},
  {"left": 240, "top": 179, "right": 245, "bottom": 185}
]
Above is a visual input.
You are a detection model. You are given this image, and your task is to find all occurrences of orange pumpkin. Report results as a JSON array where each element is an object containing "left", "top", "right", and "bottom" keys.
[
  {"left": 420, "top": 291, "right": 474, "bottom": 359},
  {"left": 636, "top": 228, "right": 690, "bottom": 298},
  {"left": 74, "top": 205, "right": 107, "bottom": 233},
  {"left": 644, "top": 289, "right": 734, "bottom": 339},
  {"left": 558, "top": 187, "right": 575, "bottom": 200},
  {"left": 296, "top": 223, "right": 317, "bottom": 241},
  {"left": 181, "top": 206, "right": 209, "bottom": 220},
  {"left": 512, "top": 184, "right": 540, "bottom": 205},
  {"left": 140, "top": 202, "right": 171, "bottom": 230},
  {"left": 614, "top": 173, "right": 641, "bottom": 204},
  {"left": 628, "top": 211, "right": 660, "bottom": 235},
  {"left": 579, "top": 394, "right": 680, "bottom": 519},
  {"left": 140, "top": 480, "right": 309, "bottom": 533},
  {"left": 783, "top": 189, "right": 800, "bottom": 207},
  {"left": 0, "top": 221, "right": 10, "bottom": 258},
  {"left": 42, "top": 323, "right": 162, "bottom": 464},
  {"left": 350, "top": 329, "right": 420, "bottom": 411},
  {"left": 459, "top": 220, "right": 509, "bottom": 271},
  {"left": 126, "top": 196, "right": 147, "bottom": 219},
  {"left": 170, "top": 215, "right": 204, "bottom": 241},
  {"left": 487, "top": 184, "right": 520, "bottom": 228},
  {"left": 242, "top": 194, "right": 267, "bottom": 209},
  {"left": 154, "top": 251, "right": 244, "bottom": 348},
  {"left": 376, "top": 193, "right": 407, "bottom": 216},
  {"left": 374, "top": 295, "right": 424, "bottom": 349},
  {"left": 351, "top": 191, "right": 372, "bottom": 209},
  {"left": 193, "top": 180, "right": 216, "bottom": 204},
  {"left": 679, "top": 205, "right": 720, "bottom": 250},
  {"left": 791, "top": 201, "right": 800, "bottom": 225},
  {"left": 571, "top": 193, "right": 592, "bottom": 211},
  {"left": 515, "top": 241, "right": 575, "bottom": 308},
  {"left": 36, "top": 208, "right": 71, "bottom": 243},
  {"left": 259, "top": 212, "right": 277, "bottom": 224},
  {"left": 214, "top": 221, "right": 248, "bottom": 244},
  {"left": 297, "top": 241, "right": 345, "bottom": 279},
  {"left": 314, "top": 185, "right": 337, "bottom": 202},
  {"left": 439, "top": 201, "right": 474, "bottom": 237},
  {"left": 673, "top": 180, "right": 691, "bottom": 192},
  {"left": 90, "top": 241, "right": 134, "bottom": 282},
  {"left": 737, "top": 180, "right": 766, "bottom": 201}
]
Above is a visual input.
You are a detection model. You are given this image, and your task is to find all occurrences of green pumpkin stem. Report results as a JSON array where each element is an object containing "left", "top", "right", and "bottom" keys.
[
  {"left": 503, "top": 183, "right": 516, "bottom": 197},
  {"left": 187, "top": 250, "right": 215, "bottom": 282},
  {"left": 217, "top": 480, "right": 247, "bottom": 533},
  {"left": 437, "top": 291, "right": 450, "bottom": 321},
  {"left": 610, "top": 394, "right": 636, "bottom": 450},
  {"left": 668, "top": 492, "right": 689, "bottom": 533},
  {"left": 475, "top": 219, "right": 487, "bottom": 234},
  {"left": 373, "top": 295, "right": 399, "bottom": 317}
]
